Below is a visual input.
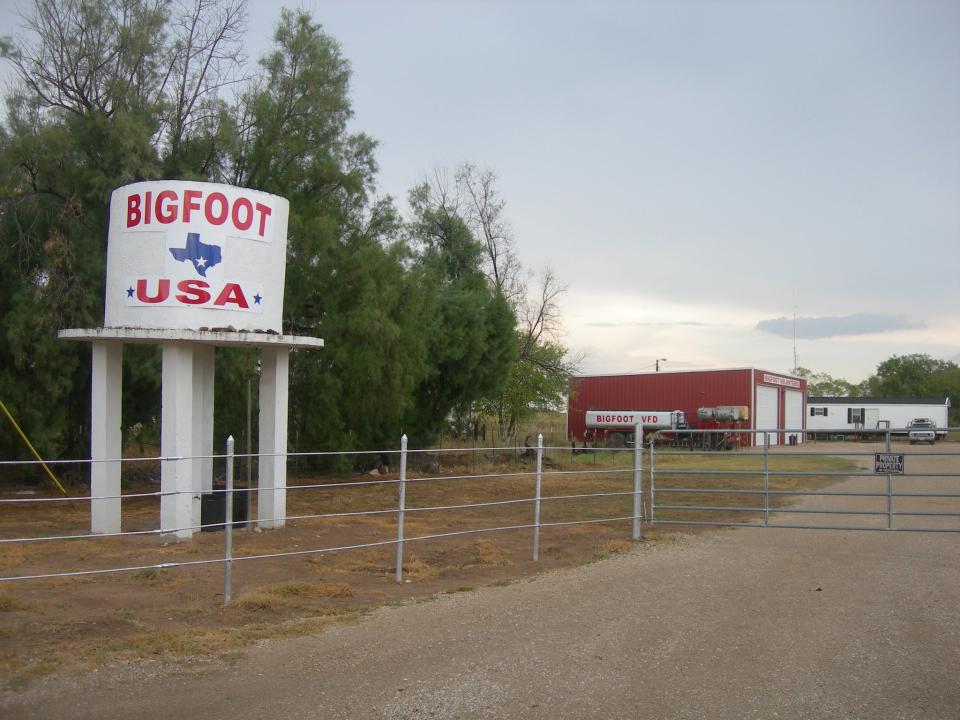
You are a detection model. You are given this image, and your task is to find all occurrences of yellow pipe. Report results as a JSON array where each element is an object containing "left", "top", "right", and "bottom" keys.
[{"left": 0, "top": 398, "right": 69, "bottom": 497}]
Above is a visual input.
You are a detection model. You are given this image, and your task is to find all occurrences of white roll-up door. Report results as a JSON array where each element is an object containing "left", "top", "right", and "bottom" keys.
[
  {"left": 784, "top": 389, "right": 803, "bottom": 445},
  {"left": 756, "top": 385, "right": 780, "bottom": 446}
]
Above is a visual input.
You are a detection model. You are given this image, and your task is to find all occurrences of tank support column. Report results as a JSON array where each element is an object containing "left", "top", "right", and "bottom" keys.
[
  {"left": 257, "top": 347, "right": 289, "bottom": 528},
  {"left": 161, "top": 343, "right": 201, "bottom": 539},
  {"left": 90, "top": 341, "right": 123, "bottom": 534},
  {"left": 192, "top": 344, "right": 216, "bottom": 510}
]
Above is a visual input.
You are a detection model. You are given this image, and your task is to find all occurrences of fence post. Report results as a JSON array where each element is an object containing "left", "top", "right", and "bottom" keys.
[
  {"left": 395, "top": 434, "right": 408, "bottom": 583},
  {"left": 533, "top": 433, "right": 543, "bottom": 561},
  {"left": 763, "top": 432, "right": 770, "bottom": 526},
  {"left": 224, "top": 435, "right": 235, "bottom": 606},
  {"left": 649, "top": 435, "right": 656, "bottom": 524},
  {"left": 246, "top": 377, "right": 252, "bottom": 528},
  {"left": 633, "top": 422, "right": 643, "bottom": 540},
  {"left": 886, "top": 428, "right": 893, "bottom": 530}
]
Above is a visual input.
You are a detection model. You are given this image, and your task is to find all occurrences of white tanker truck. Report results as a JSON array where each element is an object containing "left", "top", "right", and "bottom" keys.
[
  {"left": 584, "top": 406, "right": 749, "bottom": 448},
  {"left": 584, "top": 410, "right": 689, "bottom": 447}
]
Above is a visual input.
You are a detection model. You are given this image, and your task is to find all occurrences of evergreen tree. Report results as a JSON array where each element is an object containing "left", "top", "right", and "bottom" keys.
[{"left": 405, "top": 188, "right": 516, "bottom": 444}]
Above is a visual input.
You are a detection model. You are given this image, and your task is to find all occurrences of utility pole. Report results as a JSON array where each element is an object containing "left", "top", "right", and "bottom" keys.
[
  {"left": 656, "top": 358, "right": 667, "bottom": 372},
  {"left": 792, "top": 310, "right": 799, "bottom": 373}
]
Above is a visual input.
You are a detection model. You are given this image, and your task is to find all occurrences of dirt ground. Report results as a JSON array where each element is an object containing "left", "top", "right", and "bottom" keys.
[{"left": 1, "top": 441, "right": 957, "bottom": 718}]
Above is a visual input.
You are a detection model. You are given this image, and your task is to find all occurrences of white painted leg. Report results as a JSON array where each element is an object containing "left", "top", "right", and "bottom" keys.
[
  {"left": 90, "top": 342, "right": 122, "bottom": 534},
  {"left": 192, "top": 345, "right": 216, "bottom": 530},
  {"left": 161, "top": 343, "right": 198, "bottom": 540},
  {"left": 258, "top": 347, "right": 289, "bottom": 529}
]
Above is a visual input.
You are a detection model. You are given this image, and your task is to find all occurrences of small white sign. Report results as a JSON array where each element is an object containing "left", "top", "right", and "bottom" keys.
[
  {"left": 761, "top": 373, "right": 802, "bottom": 389},
  {"left": 104, "top": 181, "right": 289, "bottom": 332},
  {"left": 874, "top": 453, "right": 904, "bottom": 474}
]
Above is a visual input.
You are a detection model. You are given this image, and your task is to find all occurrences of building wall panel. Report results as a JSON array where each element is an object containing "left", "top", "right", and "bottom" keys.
[{"left": 568, "top": 369, "right": 755, "bottom": 440}]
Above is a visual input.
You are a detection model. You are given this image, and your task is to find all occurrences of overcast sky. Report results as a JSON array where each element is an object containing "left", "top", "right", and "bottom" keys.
[{"left": 2, "top": 0, "right": 958, "bottom": 383}]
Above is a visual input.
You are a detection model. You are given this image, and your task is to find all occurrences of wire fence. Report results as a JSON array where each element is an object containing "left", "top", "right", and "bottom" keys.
[
  {"left": 2, "top": 428, "right": 957, "bottom": 606},
  {"left": 0, "top": 435, "right": 644, "bottom": 602}
]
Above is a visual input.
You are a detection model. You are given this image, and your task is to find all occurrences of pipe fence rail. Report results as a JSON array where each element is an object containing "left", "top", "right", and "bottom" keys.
[
  {"left": 1, "top": 427, "right": 958, "bottom": 604},
  {"left": 648, "top": 427, "right": 960, "bottom": 534}
]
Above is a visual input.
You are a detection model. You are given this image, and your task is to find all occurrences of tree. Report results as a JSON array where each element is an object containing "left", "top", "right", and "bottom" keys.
[
  {"left": 404, "top": 186, "right": 517, "bottom": 444},
  {"left": 160, "top": 0, "right": 248, "bottom": 175},
  {"left": 864, "top": 354, "right": 954, "bottom": 397},
  {"left": 456, "top": 163, "right": 523, "bottom": 306},
  {"left": 793, "top": 367, "right": 863, "bottom": 397},
  {"left": 285, "top": 203, "right": 433, "bottom": 454},
  {"left": 411, "top": 165, "right": 579, "bottom": 442},
  {"left": 862, "top": 354, "right": 960, "bottom": 424},
  {"left": 479, "top": 269, "right": 580, "bottom": 440},
  {"left": 221, "top": 10, "right": 432, "bottom": 453},
  {"left": 0, "top": 0, "right": 186, "bottom": 461}
]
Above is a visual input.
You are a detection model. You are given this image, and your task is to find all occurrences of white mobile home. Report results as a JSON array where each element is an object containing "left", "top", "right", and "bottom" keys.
[{"left": 807, "top": 396, "right": 951, "bottom": 437}]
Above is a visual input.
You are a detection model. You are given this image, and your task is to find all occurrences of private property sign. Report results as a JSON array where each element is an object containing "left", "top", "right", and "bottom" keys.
[
  {"left": 104, "top": 181, "right": 290, "bottom": 332},
  {"left": 874, "top": 453, "right": 905, "bottom": 474}
]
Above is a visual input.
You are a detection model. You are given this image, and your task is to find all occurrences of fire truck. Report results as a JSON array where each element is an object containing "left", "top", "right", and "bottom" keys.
[{"left": 583, "top": 406, "right": 750, "bottom": 448}]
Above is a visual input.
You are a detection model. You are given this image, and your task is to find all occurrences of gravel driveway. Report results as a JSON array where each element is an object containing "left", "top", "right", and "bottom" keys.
[{"left": 4, "top": 443, "right": 958, "bottom": 719}]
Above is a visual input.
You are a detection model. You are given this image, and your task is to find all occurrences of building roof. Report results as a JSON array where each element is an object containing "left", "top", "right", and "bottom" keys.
[
  {"left": 809, "top": 396, "right": 950, "bottom": 406},
  {"left": 575, "top": 368, "right": 802, "bottom": 380}
]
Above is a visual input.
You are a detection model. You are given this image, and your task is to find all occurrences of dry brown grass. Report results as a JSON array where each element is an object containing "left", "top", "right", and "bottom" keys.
[
  {"left": 591, "top": 539, "right": 636, "bottom": 560},
  {"left": 272, "top": 581, "right": 354, "bottom": 599},
  {"left": 0, "top": 543, "right": 28, "bottom": 570},
  {"left": 325, "top": 548, "right": 392, "bottom": 575},
  {"left": 95, "top": 611, "right": 367, "bottom": 662},
  {"left": 470, "top": 539, "right": 509, "bottom": 567},
  {"left": 233, "top": 590, "right": 284, "bottom": 611},
  {"left": 234, "top": 581, "right": 354, "bottom": 610},
  {"left": 402, "top": 557, "right": 439, "bottom": 581},
  {"left": 0, "top": 593, "right": 29, "bottom": 611}
]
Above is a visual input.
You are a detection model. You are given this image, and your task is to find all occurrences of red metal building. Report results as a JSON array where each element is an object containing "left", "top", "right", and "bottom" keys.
[{"left": 567, "top": 368, "right": 807, "bottom": 447}]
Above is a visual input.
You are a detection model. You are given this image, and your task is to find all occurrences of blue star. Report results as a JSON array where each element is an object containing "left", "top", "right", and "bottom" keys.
[
  {"left": 253, "top": 293, "right": 263, "bottom": 305},
  {"left": 126, "top": 286, "right": 135, "bottom": 298}
]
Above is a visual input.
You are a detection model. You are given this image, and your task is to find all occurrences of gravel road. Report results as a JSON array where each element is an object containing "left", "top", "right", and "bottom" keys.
[{"left": 4, "top": 444, "right": 958, "bottom": 719}]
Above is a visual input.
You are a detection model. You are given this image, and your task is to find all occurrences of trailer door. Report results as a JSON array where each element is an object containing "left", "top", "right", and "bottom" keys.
[{"left": 756, "top": 385, "right": 780, "bottom": 446}]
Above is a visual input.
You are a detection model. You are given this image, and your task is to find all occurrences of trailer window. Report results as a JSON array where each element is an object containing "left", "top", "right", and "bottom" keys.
[
  {"left": 847, "top": 408, "right": 864, "bottom": 424},
  {"left": 810, "top": 407, "right": 828, "bottom": 417}
]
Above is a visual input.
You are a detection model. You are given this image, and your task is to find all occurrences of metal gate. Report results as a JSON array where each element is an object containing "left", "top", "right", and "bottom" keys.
[{"left": 647, "top": 428, "right": 960, "bottom": 533}]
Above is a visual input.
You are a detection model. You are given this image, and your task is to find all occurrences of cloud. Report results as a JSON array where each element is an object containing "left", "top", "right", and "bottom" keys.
[
  {"left": 585, "top": 320, "right": 716, "bottom": 328},
  {"left": 755, "top": 314, "right": 924, "bottom": 340}
]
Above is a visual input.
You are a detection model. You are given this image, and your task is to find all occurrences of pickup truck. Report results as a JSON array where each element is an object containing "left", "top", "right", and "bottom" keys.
[{"left": 908, "top": 419, "right": 937, "bottom": 444}]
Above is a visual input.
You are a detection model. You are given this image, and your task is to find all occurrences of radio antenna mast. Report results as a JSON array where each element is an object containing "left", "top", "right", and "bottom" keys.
[{"left": 792, "top": 308, "right": 798, "bottom": 373}]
